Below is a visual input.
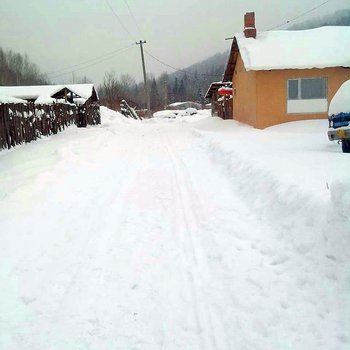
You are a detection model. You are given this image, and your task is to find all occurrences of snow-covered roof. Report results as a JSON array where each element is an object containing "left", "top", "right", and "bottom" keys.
[
  {"left": 73, "top": 97, "right": 88, "bottom": 106},
  {"left": 328, "top": 80, "right": 350, "bottom": 116},
  {"left": 0, "top": 95, "right": 27, "bottom": 103},
  {"left": 34, "top": 94, "right": 56, "bottom": 105},
  {"left": 235, "top": 26, "right": 350, "bottom": 71},
  {"left": 66, "top": 84, "right": 98, "bottom": 100},
  {"left": 167, "top": 101, "right": 202, "bottom": 110},
  {"left": 0, "top": 85, "right": 64, "bottom": 100},
  {"left": 205, "top": 82, "right": 232, "bottom": 99},
  {"left": 168, "top": 101, "right": 196, "bottom": 107},
  {"left": 0, "top": 84, "right": 97, "bottom": 103}
]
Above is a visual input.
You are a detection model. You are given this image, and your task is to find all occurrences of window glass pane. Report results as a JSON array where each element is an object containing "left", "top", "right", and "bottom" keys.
[
  {"left": 288, "top": 80, "right": 298, "bottom": 100},
  {"left": 300, "top": 78, "right": 326, "bottom": 99}
]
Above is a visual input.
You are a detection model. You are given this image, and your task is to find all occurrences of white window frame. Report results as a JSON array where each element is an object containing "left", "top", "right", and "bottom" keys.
[{"left": 287, "top": 77, "right": 328, "bottom": 114}]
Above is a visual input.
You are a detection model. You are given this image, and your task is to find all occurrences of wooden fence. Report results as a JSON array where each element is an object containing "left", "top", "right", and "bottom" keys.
[
  {"left": 77, "top": 102, "right": 101, "bottom": 127},
  {"left": 217, "top": 96, "right": 233, "bottom": 120},
  {"left": 212, "top": 96, "right": 233, "bottom": 120},
  {"left": 0, "top": 102, "right": 100, "bottom": 150}
]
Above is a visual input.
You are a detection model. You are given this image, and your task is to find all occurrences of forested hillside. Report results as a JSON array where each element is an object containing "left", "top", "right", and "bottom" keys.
[
  {"left": 289, "top": 8, "right": 350, "bottom": 30},
  {"left": 98, "top": 51, "right": 229, "bottom": 110},
  {"left": 3, "top": 7, "right": 349, "bottom": 111},
  {"left": 165, "top": 51, "right": 229, "bottom": 102},
  {"left": 0, "top": 47, "right": 48, "bottom": 86}
]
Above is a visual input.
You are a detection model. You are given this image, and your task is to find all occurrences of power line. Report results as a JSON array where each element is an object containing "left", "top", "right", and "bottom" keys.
[
  {"left": 266, "top": 0, "right": 335, "bottom": 31},
  {"left": 144, "top": 49, "right": 222, "bottom": 78},
  {"left": 145, "top": 1, "right": 336, "bottom": 83},
  {"left": 49, "top": 45, "right": 134, "bottom": 80},
  {"left": 45, "top": 44, "right": 135, "bottom": 76},
  {"left": 123, "top": 0, "right": 142, "bottom": 36},
  {"left": 104, "top": 0, "right": 134, "bottom": 39}
]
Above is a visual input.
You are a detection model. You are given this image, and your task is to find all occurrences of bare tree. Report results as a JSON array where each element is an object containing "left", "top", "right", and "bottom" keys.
[
  {"left": 98, "top": 71, "right": 123, "bottom": 110},
  {"left": 0, "top": 47, "right": 48, "bottom": 86}
]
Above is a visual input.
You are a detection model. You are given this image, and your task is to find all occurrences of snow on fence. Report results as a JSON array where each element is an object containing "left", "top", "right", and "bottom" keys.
[
  {"left": 77, "top": 102, "right": 101, "bottom": 127},
  {"left": 0, "top": 102, "right": 100, "bottom": 150},
  {"left": 214, "top": 96, "right": 233, "bottom": 120}
]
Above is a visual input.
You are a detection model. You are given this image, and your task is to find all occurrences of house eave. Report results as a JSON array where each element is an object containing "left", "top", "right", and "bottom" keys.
[{"left": 223, "top": 37, "right": 239, "bottom": 82}]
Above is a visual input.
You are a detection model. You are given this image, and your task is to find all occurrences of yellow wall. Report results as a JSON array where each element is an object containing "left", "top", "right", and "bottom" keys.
[
  {"left": 233, "top": 55, "right": 257, "bottom": 126},
  {"left": 256, "top": 67, "right": 350, "bottom": 129},
  {"left": 232, "top": 52, "right": 350, "bottom": 129}
]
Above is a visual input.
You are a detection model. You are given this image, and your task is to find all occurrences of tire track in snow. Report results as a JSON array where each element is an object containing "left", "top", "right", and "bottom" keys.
[
  {"left": 162, "top": 130, "right": 236, "bottom": 350},
  {"left": 159, "top": 129, "right": 221, "bottom": 350}
]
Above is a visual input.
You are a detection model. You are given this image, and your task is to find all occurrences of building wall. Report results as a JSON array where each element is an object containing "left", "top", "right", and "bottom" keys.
[
  {"left": 231, "top": 51, "right": 350, "bottom": 129},
  {"left": 255, "top": 67, "right": 350, "bottom": 129},
  {"left": 232, "top": 55, "right": 257, "bottom": 126}
]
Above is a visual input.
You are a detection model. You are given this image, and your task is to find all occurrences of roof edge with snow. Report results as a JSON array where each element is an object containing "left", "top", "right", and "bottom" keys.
[
  {"left": 223, "top": 26, "right": 350, "bottom": 81},
  {"left": 0, "top": 84, "right": 98, "bottom": 105}
]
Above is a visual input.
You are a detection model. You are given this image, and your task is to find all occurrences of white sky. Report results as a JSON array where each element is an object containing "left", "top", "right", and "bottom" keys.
[{"left": 1, "top": 0, "right": 349, "bottom": 85}]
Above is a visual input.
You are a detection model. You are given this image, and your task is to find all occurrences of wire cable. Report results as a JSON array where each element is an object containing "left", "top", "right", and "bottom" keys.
[
  {"left": 104, "top": 0, "right": 134, "bottom": 39},
  {"left": 144, "top": 49, "right": 223, "bottom": 78},
  {"left": 266, "top": 0, "right": 335, "bottom": 30},
  {"left": 45, "top": 44, "right": 135, "bottom": 76},
  {"left": 49, "top": 45, "right": 134, "bottom": 80},
  {"left": 123, "top": 0, "right": 142, "bottom": 36}
]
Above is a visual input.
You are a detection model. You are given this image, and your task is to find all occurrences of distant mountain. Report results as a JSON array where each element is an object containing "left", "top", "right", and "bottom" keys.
[
  {"left": 168, "top": 51, "right": 229, "bottom": 82},
  {"left": 163, "top": 50, "right": 229, "bottom": 103},
  {"left": 174, "top": 8, "right": 350, "bottom": 102},
  {"left": 127, "top": 7, "right": 350, "bottom": 109},
  {"left": 289, "top": 8, "right": 350, "bottom": 30}
]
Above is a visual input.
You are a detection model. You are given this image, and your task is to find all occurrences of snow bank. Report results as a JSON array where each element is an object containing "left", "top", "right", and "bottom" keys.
[
  {"left": 190, "top": 117, "right": 350, "bottom": 350},
  {"left": 100, "top": 106, "right": 139, "bottom": 125},
  {"left": 329, "top": 79, "right": 350, "bottom": 115},
  {"left": 192, "top": 117, "right": 350, "bottom": 264},
  {"left": 236, "top": 26, "right": 350, "bottom": 71}
]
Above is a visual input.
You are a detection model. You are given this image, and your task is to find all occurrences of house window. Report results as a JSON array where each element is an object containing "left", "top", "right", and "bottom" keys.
[
  {"left": 287, "top": 77, "right": 328, "bottom": 114},
  {"left": 288, "top": 79, "right": 299, "bottom": 100}
]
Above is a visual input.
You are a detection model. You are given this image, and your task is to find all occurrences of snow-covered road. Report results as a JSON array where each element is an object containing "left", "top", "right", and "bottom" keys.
[{"left": 0, "top": 110, "right": 348, "bottom": 349}]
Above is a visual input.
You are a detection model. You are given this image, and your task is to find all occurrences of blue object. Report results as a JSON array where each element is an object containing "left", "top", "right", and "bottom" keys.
[{"left": 329, "top": 112, "right": 350, "bottom": 129}]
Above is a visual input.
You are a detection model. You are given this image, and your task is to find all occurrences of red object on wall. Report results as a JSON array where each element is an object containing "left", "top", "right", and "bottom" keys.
[{"left": 218, "top": 87, "right": 233, "bottom": 96}]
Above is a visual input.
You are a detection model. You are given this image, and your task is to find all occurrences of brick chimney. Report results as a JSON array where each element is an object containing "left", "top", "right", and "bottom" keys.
[{"left": 244, "top": 12, "right": 256, "bottom": 39}]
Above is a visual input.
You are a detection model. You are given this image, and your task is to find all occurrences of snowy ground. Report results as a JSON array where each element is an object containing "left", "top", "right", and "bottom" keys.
[{"left": 0, "top": 107, "right": 349, "bottom": 349}]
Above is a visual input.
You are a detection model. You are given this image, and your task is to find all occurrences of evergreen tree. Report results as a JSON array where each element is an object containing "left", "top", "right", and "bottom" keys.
[
  {"left": 178, "top": 78, "right": 186, "bottom": 102},
  {"left": 173, "top": 77, "right": 179, "bottom": 102},
  {"left": 150, "top": 78, "right": 161, "bottom": 111}
]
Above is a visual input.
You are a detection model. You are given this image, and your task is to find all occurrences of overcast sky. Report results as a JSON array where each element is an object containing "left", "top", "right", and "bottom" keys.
[{"left": 1, "top": 0, "right": 349, "bottom": 85}]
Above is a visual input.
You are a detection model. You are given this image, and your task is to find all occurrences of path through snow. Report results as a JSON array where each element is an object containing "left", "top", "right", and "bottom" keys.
[{"left": 0, "top": 112, "right": 347, "bottom": 349}]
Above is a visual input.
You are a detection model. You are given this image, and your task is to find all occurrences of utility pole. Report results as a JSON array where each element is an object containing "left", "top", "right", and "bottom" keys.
[{"left": 136, "top": 40, "right": 150, "bottom": 115}]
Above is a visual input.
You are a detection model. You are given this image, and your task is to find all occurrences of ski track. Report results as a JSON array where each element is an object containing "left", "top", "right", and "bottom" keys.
[{"left": 0, "top": 117, "right": 344, "bottom": 349}]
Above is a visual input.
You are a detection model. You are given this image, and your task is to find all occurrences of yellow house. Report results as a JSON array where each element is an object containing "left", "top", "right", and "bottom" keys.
[{"left": 224, "top": 13, "right": 350, "bottom": 129}]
